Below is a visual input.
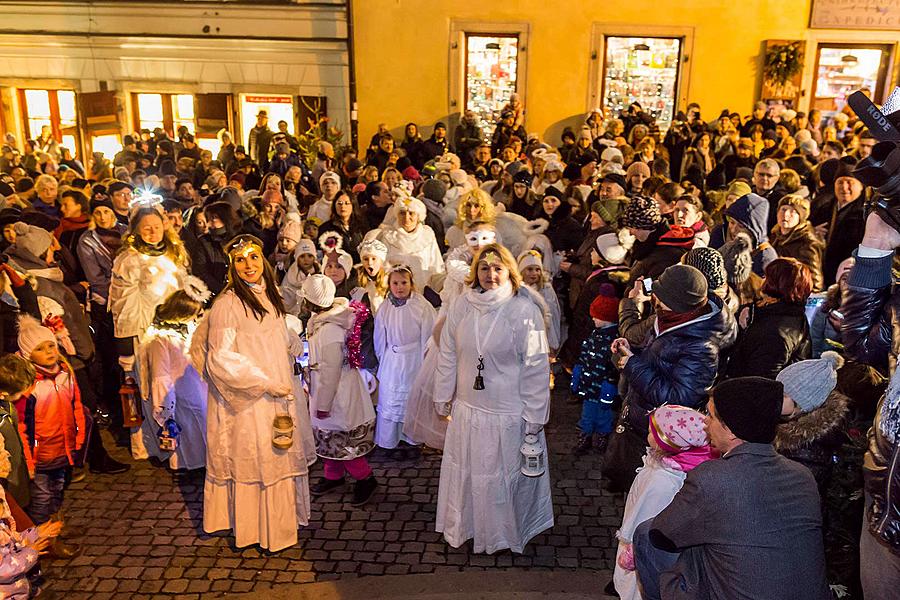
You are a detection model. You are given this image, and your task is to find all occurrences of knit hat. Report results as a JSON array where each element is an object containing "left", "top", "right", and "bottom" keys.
[
  {"left": 513, "top": 170, "right": 533, "bottom": 186},
  {"left": 294, "top": 238, "right": 317, "bottom": 258},
  {"left": 777, "top": 194, "right": 810, "bottom": 223},
  {"left": 421, "top": 179, "right": 447, "bottom": 205},
  {"left": 682, "top": 247, "right": 727, "bottom": 290},
  {"left": 600, "top": 147, "right": 624, "bottom": 165},
  {"left": 325, "top": 249, "right": 354, "bottom": 277},
  {"left": 17, "top": 314, "right": 56, "bottom": 358},
  {"left": 358, "top": 238, "right": 388, "bottom": 262},
  {"left": 517, "top": 249, "right": 543, "bottom": 272},
  {"left": 543, "top": 159, "right": 564, "bottom": 174},
  {"left": 12, "top": 222, "right": 54, "bottom": 259},
  {"left": 601, "top": 172, "right": 627, "bottom": 191},
  {"left": 835, "top": 257, "right": 855, "bottom": 283},
  {"left": 300, "top": 273, "right": 335, "bottom": 308},
  {"left": 90, "top": 196, "right": 114, "bottom": 213},
  {"left": 777, "top": 351, "right": 845, "bottom": 413},
  {"left": 262, "top": 189, "right": 284, "bottom": 206},
  {"left": 652, "top": 264, "right": 708, "bottom": 313},
  {"left": 448, "top": 169, "right": 468, "bottom": 187},
  {"left": 621, "top": 195, "right": 661, "bottom": 230},
  {"left": 650, "top": 405, "right": 709, "bottom": 450},
  {"left": 319, "top": 171, "right": 341, "bottom": 189},
  {"left": 711, "top": 377, "right": 784, "bottom": 443},
  {"left": 719, "top": 232, "right": 753, "bottom": 287},
  {"left": 725, "top": 180, "right": 752, "bottom": 199},
  {"left": 589, "top": 283, "right": 619, "bottom": 323},
  {"left": 626, "top": 161, "right": 651, "bottom": 181},
  {"left": 595, "top": 231, "right": 630, "bottom": 265},
  {"left": 591, "top": 197, "right": 627, "bottom": 225},
  {"left": 578, "top": 127, "right": 593, "bottom": 143},
  {"left": 277, "top": 220, "right": 303, "bottom": 244}
]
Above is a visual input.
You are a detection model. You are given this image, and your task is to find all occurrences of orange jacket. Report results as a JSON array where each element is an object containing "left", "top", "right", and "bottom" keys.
[{"left": 14, "top": 361, "right": 86, "bottom": 473}]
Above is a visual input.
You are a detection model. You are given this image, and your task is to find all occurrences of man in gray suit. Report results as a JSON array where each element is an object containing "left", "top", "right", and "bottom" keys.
[{"left": 634, "top": 376, "right": 831, "bottom": 600}]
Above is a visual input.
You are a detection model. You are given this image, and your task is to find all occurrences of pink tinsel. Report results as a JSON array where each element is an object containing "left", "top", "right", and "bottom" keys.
[{"left": 346, "top": 300, "right": 370, "bottom": 368}]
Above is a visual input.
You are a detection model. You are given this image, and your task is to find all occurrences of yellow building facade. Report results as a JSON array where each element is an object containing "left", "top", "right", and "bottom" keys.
[{"left": 352, "top": 0, "right": 900, "bottom": 146}]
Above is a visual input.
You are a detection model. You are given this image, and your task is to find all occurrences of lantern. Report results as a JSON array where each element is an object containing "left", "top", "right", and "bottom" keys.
[
  {"left": 520, "top": 433, "right": 545, "bottom": 477},
  {"left": 272, "top": 394, "right": 295, "bottom": 450},
  {"left": 119, "top": 379, "right": 142, "bottom": 428}
]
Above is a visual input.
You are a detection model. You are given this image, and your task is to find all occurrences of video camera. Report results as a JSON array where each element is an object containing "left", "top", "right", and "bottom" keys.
[{"left": 848, "top": 88, "right": 900, "bottom": 229}]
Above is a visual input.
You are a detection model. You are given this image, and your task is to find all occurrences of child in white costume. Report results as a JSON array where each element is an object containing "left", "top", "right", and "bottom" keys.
[
  {"left": 280, "top": 238, "right": 320, "bottom": 315},
  {"left": 517, "top": 250, "right": 562, "bottom": 353},
  {"left": 373, "top": 266, "right": 435, "bottom": 449},
  {"left": 351, "top": 239, "right": 389, "bottom": 315},
  {"left": 137, "top": 281, "right": 210, "bottom": 471}
]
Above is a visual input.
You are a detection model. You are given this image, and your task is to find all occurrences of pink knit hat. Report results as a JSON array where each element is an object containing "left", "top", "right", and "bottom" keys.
[
  {"left": 17, "top": 314, "right": 56, "bottom": 358},
  {"left": 649, "top": 405, "right": 717, "bottom": 472}
]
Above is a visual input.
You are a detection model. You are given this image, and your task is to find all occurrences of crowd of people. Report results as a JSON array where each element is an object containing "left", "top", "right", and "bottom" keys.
[{"left": 0, "top": 93, "right": 895, "bottom": 598}]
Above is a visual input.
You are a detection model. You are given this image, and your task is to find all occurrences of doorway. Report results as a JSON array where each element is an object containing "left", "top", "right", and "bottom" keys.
[
  {"left": 464, "top": 34, "right": 519, "bottom": 137},
  {"left": 810, "top": 43, "right": 893, "bottom": 118}
]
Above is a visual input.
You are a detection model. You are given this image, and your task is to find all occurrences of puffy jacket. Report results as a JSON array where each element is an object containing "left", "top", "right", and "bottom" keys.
[
  {"left": 840, "top": 250, "right": 900, "bottom": 552},
  {"left": 725, "top": 193, "right": 777, "bottom": 277},
  {"left": 537, "top": 201, "right": 583, "bottom": 253},
  {"left": 770, "top": 221, "right": 825, "bottom": 292},
  {"left": 622, "top": 294, "right": 737, "bottom": 434},
  {"left": 724, "top": 300, "right": 811, "bottom": 380},
  {"left": 14, "top": 362, "right": 86, "bottom": 473},
  {"left": 774, "top": 389, "right": 850, "bottom": 491}
]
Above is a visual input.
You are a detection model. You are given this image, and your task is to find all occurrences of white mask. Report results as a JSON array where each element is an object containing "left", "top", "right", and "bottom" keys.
[{"left": 466, "top": 230, "right": 496, "bottom": 249}]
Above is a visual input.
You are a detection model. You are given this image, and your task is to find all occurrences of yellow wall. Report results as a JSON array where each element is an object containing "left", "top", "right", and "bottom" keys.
[{"left": 352, "top": 0, "right": 858, "bottom": 146}]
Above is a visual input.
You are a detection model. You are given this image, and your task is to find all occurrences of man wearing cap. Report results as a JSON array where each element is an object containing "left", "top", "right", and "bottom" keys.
[
  {"left": 107, "top": 181, "right": 134, "bottom": 226},
  {"left": 113, "top": 135, "right": 139, "bottom": 168},
  {"left": 491, "top": 111, "right": 526, "bottom": 157},
  {"left": 821, "top": 166, "right": 865, "bottom": 286},
  {"left": 247, "top": 109, "right": 274, "bottom": 171},
  {"left": 422, "top": 122, "right": 452, "bottom": 163},
  {"left": 624, "top": 195, "right": 695, "bottom": 281},
  {"left": 633, "top": 377, "right": 830, "bottom": 600}
]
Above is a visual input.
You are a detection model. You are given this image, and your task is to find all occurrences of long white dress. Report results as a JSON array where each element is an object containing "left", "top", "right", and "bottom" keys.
[
  {"left": 191, "top": 286, "right": 311, "bottom": 552},
  {"left": 368, "top": 225, "right": 445, "bottom": 292},
  {"left": 434, "top": 283, "right": 553, "bottom": 554},
  {"left": 373, "top": 293, "right": 435, "bottom": 448},
  {"left": 306, "top": 299, "right": 377, "bottom": 460},
  {"left": 136, "top": 325, "right": 208, "bottom": 470},
  {"left": 613, "top": 453, "right": 686, "bottom": 600}
]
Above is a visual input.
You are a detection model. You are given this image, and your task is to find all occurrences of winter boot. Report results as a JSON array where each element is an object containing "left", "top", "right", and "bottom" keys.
[
  {"left": 350, "top": 476, "right": 378, "bottom": 506},
  {"left": 574, "top": 431, "right": 593, "bottom": 455},
  {"left": 310, "top": 477, "right": 346, "bottom": 497},
  {"left": 593, "top": 432, "right": 610, "bottom": 454}
]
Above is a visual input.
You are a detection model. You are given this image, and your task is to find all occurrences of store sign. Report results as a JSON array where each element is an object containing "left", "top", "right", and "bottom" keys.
[
  {"left": 245, "top": 95, "right": 292, "bottom": 104},
  {"left": 810, "top": 0, "right": 900, "bottom": 30}
]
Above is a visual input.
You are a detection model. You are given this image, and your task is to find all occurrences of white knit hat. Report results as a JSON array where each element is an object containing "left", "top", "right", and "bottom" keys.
[
  {"left": 601, "top": 147, "right": 624, "bottom": 165},
  {"left": 17, "top": 314, "right": 56, "bottom": 358},
  {"left": 358, "top": 239, "right": 388, "bottom": 262},
  {"left": 294, "top": 238, "right": 317, "bottom": 258},
  {"left": 278, "top": 220, "right": 303, "bottom": 244},
  {"left": 319, "top": 171, "right": 341, "bottom": 189},
  {"left": 543, "top": 159, "right": 564, "bottom": 173},
  {"left": 449, "top": 169, "right": 468, "bottom": 187},
  {"left": 300, "top": 274, "right": 335, "bottom": 308},
  {"left": 394, "top": 195, "right": 427, "bottom": 220},
  {"left": 326, "top": 249, "right": 354, "bottom": 277},
  {"left": 776, "top": 351, "right": 845, "bottom": 413},
  {"left": 517, "top": 250, "right": 543, "bottom": 272}
]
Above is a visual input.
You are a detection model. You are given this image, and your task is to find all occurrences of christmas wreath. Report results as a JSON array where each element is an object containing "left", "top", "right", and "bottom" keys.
[{"left": 764, "top": 42, "right": 803, "bottom": 86}]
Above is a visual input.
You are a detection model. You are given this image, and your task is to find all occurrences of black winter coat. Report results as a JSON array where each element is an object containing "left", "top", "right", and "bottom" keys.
[
  {"left": 622, "top": 295, "right": 737, "bottom": 434},
  {"left": 191, "top": 234, "right": 229, "bottom": 296},
  {"left": 724, "top": 300, "right": 811, "bottom": 380},
  {"left": 537, "top": 202, "right": 583, "bottom": 253}
]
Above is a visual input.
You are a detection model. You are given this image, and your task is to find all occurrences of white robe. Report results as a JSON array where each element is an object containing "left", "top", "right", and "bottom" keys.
[
  {"left": 191, "top": 287, "right": 311, "bottom": 552},
  {"left": 530, "top": 283, "right": 563, "bottom": 352},
  {"left": 368, "top": 225, "right": 445, "bottom": 291},
  {"left": 434, "top": 284, "right": 553, "bottom": 554},
  {"left": 373, "top": 293, "right": 435, "bottom": 448},
  {"left": 307, "top": 197, "right": 333, "bottom": 224},
  {"left": 280, "top": 262, "right": 311, "bottom": 316},
  {"left": 108, "top": 248, "right": 186, "bottom": 339},
  {"left": 614, "top": 453, "right": 686, "bottom": 600},
  {"left": 136, "top": 326, "right": 208, "bottom": 470}
]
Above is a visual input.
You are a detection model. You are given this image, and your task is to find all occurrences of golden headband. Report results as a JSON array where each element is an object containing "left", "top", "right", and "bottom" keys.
[
  {"left": 227, "top": 236, "right": 264, "bottom": 259},
  {"left": 479, "top": 251, "right": 503, "bottom": 265}
]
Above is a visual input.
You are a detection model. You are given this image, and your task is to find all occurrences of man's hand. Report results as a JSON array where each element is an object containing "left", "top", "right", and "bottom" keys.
[
  {"left": 628, "top": 280, "right": 649, "bottom": 303},
  {"left": 862, "top": 211, "right": 900, "bottom": 251},
  {"left": 559, "top": 261, "right": 572, "bottom": 273}
]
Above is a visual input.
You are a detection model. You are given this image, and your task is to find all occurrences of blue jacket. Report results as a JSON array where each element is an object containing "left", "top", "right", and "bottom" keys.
[
  {"left": 725, "top": 193, "right": 777, "bottom": 277},
  {"left": 622, "top": 294, "right": 736, "bottom": 434}
]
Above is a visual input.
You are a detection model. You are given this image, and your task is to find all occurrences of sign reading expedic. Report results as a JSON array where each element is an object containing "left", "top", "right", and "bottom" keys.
[{"left": 810, "top": 0, "right": 900, "bottom": 30}]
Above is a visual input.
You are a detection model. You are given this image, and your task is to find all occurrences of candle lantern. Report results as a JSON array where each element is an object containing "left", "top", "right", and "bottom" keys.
[{"left": 520, "top": 433, "right": 545, "bottom": 477}]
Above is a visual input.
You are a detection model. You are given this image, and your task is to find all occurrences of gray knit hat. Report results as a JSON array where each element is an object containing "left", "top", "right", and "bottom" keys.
[
  {"left": 683, "top": 247, "right": 727, "bottom": 290},
  {"left": 719, "top": 232, "right": 753, "bottom": 287},
  {"left": 776, "top": 351, "right": 845, "bottom": 412},
  {"left": 12, "top": 222, "right": 54, "bottom": 259},
  {"left": 652, "top": 264, "right": 708, "bottom": 313}
]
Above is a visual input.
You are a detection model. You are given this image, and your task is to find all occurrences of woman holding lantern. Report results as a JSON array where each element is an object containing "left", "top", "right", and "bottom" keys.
[
  {"left": 433, "top": 243, "right": 553, "bottom": 554},
  {"left": 190, "top": 234, "right": 312, "bottom": 552}
]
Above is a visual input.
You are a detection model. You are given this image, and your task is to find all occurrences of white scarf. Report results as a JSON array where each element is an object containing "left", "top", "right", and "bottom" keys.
[{"left": 464, "top": 280, "right": 514, "bottom": 312}]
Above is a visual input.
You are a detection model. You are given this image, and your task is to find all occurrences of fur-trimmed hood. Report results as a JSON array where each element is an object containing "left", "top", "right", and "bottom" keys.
[{"left": 774, "top": 389, "right": 850, "bottom": 453}]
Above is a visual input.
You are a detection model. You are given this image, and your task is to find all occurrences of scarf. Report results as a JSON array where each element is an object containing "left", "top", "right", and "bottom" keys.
[
  {"left": 133, "top": 236, "right": 166, "bottom": 257},
  {"left": 653, "top": 444, "right": 719, "bottom": 472},
  {"left": 656, "top": 301, "right": 710, "bottom": 333},
  {"left": 387, "top": 292, "right": 408, "bottom": 307},
  {"left": 95, "top": 227, "right": 124, "bottom": 253},
  {"left": 465, "top": 281, "right": 514, "bottom": 312},
  {"left": 54, "top": 215, "right": 90, "bottom": 239}
]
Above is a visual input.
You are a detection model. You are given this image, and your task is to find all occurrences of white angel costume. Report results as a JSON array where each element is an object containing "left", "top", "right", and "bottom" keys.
[
  {"left": 191, "top": 285, "right": 311, "bottom": 552},
  {"left": 367, "top": 225, "right": 444, "bottom": 292},
  {"left": 434, "top": 282, "right": 553, "bottom": 553},
  {"left": 373, "top": 292, "right": 435, "bottom": 448}
]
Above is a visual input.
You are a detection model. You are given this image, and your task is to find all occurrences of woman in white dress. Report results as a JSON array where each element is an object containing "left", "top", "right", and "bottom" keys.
[
  {"left": 373, "top": 265, "right": 435, "bottom": 449},
  {"left": 191, "top": 234, "right": 311, "bottom": 552},
  {"left": 434, "top": 243, "right": 554, "bottom": 554}
]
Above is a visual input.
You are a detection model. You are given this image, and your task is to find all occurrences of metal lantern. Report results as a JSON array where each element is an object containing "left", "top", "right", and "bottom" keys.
[{"left": 520, "top": 433, "right": 546, "bottom": 477}]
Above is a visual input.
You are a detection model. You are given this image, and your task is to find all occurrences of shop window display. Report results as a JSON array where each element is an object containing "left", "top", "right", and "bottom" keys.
[
  {"left": 603, "top": 36, "right": 681, "bottom": 131},
  {"left": 465, "top": 34, "right": 518, "bottom": 137}
]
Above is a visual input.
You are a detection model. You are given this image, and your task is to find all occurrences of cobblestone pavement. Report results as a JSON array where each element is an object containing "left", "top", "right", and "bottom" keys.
[{"left": 47, "top": 381, "right": 624, "bottom": 598}]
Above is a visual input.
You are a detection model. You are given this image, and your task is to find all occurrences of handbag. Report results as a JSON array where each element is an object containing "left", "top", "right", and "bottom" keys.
[{"left": 602, "top": 407, "right": 646, "bottom": 493}]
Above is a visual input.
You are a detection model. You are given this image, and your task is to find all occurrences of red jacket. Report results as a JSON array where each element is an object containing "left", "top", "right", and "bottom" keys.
[{"left": 14, "top": 361, "right": 86, "bottom": 473}]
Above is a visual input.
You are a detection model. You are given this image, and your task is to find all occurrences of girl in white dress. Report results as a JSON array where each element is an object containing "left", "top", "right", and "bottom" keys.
[
  {"left": 373, "top": 265, "right": 436, "bottom": 449},
  {"left": 517, "top": 250, "right": 562, "bottom": 354},
  {"left": 434, "top": 243, "right": 553, "bottom": 554},
  {"left": 137, "top": 282, "right": 210, "bottom": 471},
  {"left": 191, "top": 234, "right": 311, "bottom": 552}
]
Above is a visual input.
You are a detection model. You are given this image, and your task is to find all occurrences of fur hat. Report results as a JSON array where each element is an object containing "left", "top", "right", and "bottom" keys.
[
  {"left": 277, "top": 220, "right": 303, "bottom": 244},
  {"left": 720, "top": 232, "right": 754, "bottom": 287},
  {"left": 17, "top": 314, "right": 56, "bottom": 358},
  {"left": 12, "top": 222, "right": 54, "bottom": 259},
  {"left": 777, "top": 351, "right": 845, "bottom": 413},
  {"left": 682, "top": 247, "right": 727, "bottom": 290},
  {"left": 622, "top": 195, "right": 662, "bottom": 230},
  {"left": 589, "top": 283, "right": 619, "bottom": 323},
  {"left": 358, "top": 239, "right": 388, "bottom": 262},
  {"left": 300, "top": 273, "right": 335, "bottom": 308},
  {"left": 712, "top": 377, "right": 784, "bottom": 443},
  {"left": 777, "top": 194, "right": 810, "bottom": 223},
  {"left": 595, "top": 231, "right": 631, "bottom": 265}
]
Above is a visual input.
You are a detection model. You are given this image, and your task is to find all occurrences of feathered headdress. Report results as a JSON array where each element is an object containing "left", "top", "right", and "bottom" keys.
[
  {"left": 182, "top": 275, "right": 212, "bottom": 305},
  {"left": 318, "top": 231, "right": 344, "bottom": 254}
]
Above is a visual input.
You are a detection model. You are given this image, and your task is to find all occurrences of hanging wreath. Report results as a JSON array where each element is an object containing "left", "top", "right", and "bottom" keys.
[{"left": 763, "top": 42, "right": 803, "bottom": 86}]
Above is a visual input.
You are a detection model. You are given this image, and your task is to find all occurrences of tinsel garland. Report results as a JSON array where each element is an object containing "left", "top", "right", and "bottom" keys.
[{"left": 345, "top": 299, "right": 370, "bottom": 368}]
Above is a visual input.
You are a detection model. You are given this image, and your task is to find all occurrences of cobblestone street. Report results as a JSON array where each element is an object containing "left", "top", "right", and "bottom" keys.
[{"left": 47, "top": 382, "right": 624, "bottom": 598}]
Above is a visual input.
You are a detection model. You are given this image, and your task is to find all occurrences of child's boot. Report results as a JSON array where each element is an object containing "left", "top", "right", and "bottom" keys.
[
  {"left": 593, "top": 432, "right": 610, "bottom": 454},
  {"left": 574, "top": 431, "right": 592, "bottom": 455},
  {"left": 350, "top": 475, "right": 378, "bottom": 507}
]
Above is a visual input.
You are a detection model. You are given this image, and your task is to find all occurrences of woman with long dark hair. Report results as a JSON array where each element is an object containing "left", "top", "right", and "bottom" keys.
[
  {"left": 191, "top": 234, "right": 313, "bottom": 552},
  {"left": 317, "top": 193, "right": 368, "bottom": 261}
]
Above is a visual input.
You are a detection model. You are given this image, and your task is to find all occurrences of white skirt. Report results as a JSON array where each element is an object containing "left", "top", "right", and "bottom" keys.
[
  {"left": 401, "top": 342, "right": 448, "bottom": 449},
  {"left": 436, "top": 401, "right": 554, "bottom": 554},
  {"left": 203, "top": 475, "right": 311, "bottom": 552}
]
